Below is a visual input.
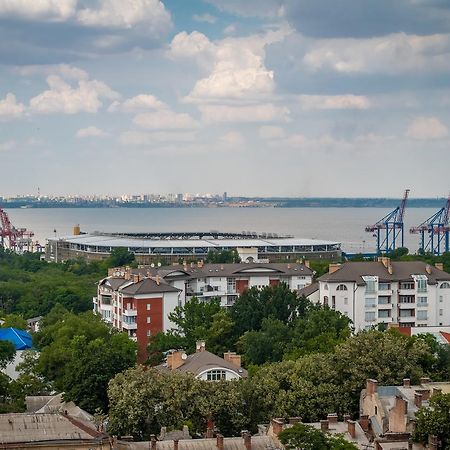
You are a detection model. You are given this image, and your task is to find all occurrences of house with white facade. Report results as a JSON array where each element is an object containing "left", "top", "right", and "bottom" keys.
[{"left": 316, "top": 258, "right": 450, "bottom": 330}]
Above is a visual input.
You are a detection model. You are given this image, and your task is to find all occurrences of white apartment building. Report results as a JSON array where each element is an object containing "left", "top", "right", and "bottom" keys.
[{"left": 317, "top": 258, "right": 450, "bottom": 330}]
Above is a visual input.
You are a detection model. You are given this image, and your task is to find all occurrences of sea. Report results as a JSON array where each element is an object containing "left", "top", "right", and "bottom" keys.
[{"left": 5, "top": 207, "right": 439, "bottom": 254}]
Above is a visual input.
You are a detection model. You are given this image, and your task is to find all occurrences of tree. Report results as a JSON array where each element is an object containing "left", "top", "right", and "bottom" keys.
[
  {"left": 34, "top": 311, "right": 137, "bottom": 413},
  {"left": 1, "top": 314, "right": 27, "bottom": 330},
  {"left": 106, "top": 248, "right": 135, "bottom": 267},
  {"left": 0, "top": 340, "right": 15, "bottom": 369},
  {"left": 278, "top": 422, "right": 358, "bottom": 450},
  {"left": 205, "top": 249, "right": 241, "bottom": 263},
  {"left": 414, "top": 393, "right": 450, "bottom": 449}
]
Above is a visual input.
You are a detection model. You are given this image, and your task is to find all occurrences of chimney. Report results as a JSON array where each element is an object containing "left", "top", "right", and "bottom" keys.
[
  {"left": 173, "top": 440, "right": 179, "bottom": 450},
  {"left": 327, "top": 413, "right": 338, "bottom": 424},
  {"left": 347, "top": 420, "right": 356, "bottom": 439},
  {"left": 156, "top": 275, "right": 161, "bottom": 286},
  {"left": 388, "top": 264, "right": 393, "bottom": 275},
  {"left": 197, "top": 260, "right": 204, "bottom": 268},
  {"left": 414, "top": 392, "right": 423, "bottom": 408},
  {"left": 343, "top": 414, "right": 351, "bottom": 423},
  {"left": 242, "top": 431, "right": 251, "bottom": 450},
  {"left": 426, "top": 264, "right": 432, "bottom": 275},
  {"left": 196, "top": 340, "right": 206, "bottom": 353},
  {"left": 366, "top": 379, "right": 378, "bottom": 395},
  {"left": 150, "top": 435, "right": 157, "bottom": 450},
  {"left": 288, "top": 417, "right": 302, "bottom": 425},
  {"left": 206, "top": 418, "right": 214, "bottom": 438},
  {"left": 359, "top": 415, "right": 369, "bottom": 432},
  {"left": 403, "top": 378, "right": 411, "bottom": 388},
  {"left": 124, "top": 270, "right": 131, "bottom": 281},
  {"left": 190, "top": 262, "right": 195, "bottom": 268},
  {"left": 133, "top": 274, "right": 139, "bottom": 284},
  {"left": 183, "top": 260, "right": 187, "bottom": 270},
  {"left": 304, "top": 260, "right": 310, "bottom": 269},
  {"left": 433, "top": 387, "right": 442, "bottom": 397},
  {"left": 420, "top": 377, "right": 431, "bottom": 385},
  {"left": 435, "top": 262, "right": 444, "bottom": 271},
  {"left": 216, "top": 434, "right": 224, "bottom": 450},
  {"left": 428, "top": 435, "right": 438, "bottom": 450},
  {"left": 138, "top": 273, "right": 144, "bottom": 282},
  {"left": 320, "top": 420, "right": 329, "bottom": 432},
  {"left": 328, "top": 263, "right": 341, "bottom": 274},
  {"left": 223, "top": 352, "right": 242, "bottom": 368},
  {"left": 270, "top": 419, "right": 284, "bottom": 436},
  {"left": 378, "top": 257, "right": 390, "bottom": 268},
  {"left": 108, "top": 268, "right": 114, "bottom": 277},
  {"left": 168, "top": 350, "right": 186, "bottom": 370},
  {"left": 417, "top": 388, "right": 430, "bottom": 400}
]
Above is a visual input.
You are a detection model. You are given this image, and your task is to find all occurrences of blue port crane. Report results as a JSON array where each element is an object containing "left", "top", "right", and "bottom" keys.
[
  {"left": 410, "top": 194, "right": 450, "bottom": 255},
  {"left": 365, "top": 189, "right": 410, "bottom": 254}
]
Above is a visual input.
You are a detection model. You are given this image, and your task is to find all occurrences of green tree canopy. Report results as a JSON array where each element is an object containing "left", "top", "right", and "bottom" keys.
[
  {"left": 106, "top": 248, "right": 135, "bottom": 267},
  {"left": 1, "top": 313, "right": 27, "bottom": 330},
  {"left": 205, "top": 249, "right": 241, "bottom": 263}
]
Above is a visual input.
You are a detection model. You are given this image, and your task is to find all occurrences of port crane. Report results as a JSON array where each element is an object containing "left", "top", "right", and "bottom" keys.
[
  {"left": 0, "top": 207, "right": 34, "bottom": 253},
  {"left": 410, "top": 194, "right": 450, "bottom": 255},
  {"left": 365, "top": 189, "right": 410, "bottom": 254}
]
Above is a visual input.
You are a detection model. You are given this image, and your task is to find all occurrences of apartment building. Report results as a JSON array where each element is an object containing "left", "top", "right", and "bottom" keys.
[
  {"left": 316, "top": 258, "right": 450, "bottom": 330},
  {"left": 94, "top": 262, "right": 313, "bottom": 360}
]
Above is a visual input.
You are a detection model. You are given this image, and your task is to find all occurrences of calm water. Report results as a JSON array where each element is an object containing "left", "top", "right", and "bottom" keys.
[{"left": 5, "top": 207, "right": 438, "bottom": 253}]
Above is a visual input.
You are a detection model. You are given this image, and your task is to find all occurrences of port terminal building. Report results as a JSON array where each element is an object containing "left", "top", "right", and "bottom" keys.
[{"left": 46, "top": 230, "right": 341, "bottom": 264}]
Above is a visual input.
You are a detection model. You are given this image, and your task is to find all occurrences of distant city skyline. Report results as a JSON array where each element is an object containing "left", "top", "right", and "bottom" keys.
[{"left": 1, "top": 0, "right": 450, "bottom": 197}]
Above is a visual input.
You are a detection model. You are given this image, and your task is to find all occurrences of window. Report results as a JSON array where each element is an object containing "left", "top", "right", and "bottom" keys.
[
  {"left": 365, "top": 280, "right": 376, "bottom": 294},
  {"left": 414, "top": 275, "right": 428, "bottom": 293},
  {"left": 440, "top": 296, "right": 443, "bottom": 303},
  {"left": 146, "top": 304, "right": 151, "bottom": 310},
  {"left": 324, "top": 284, "right": 329, "bottom": 290},
  {"left": 227, "top": 295, "right": 238, "bottom": 306},
  {"left": 365, "top": 297, "right": 376, "bottom": 308},
  {"left": 378, "top": 283, "right": 391, "bottom": 291},
  {"left": 324, "top": 296, "right": 329, "bottom": 306},
  {"left": 378, "top": 310, "right": 390, "bottom": 318},
  {"left": 417, "top": 310, "right": 428, "bottom": 320},
  {"left": 365, "top": 311, "right": 376, "bottom": 322},
  {"left": 378, "top": 297, "right": 391, "bottom": 305},
  {"left": 400, "top": 282, "right": 414, "bottom": 290},
  {"left": 337, "top": 284, "right": 347, "bottom": 291},
  {"left": 207, "top": 370, "right": 226, "bottom": 381},
  {"left": 227, "top": 278, "right": 236, "bottom": 293},
  {"left": 440, "top": 309, "right": 443, "bottom": 316},
  {"left": 332, "top": 296, "right": 336, "bottom": 310},
  {"left": 147, "top": 316, "right": 151, "bottom": 324},
  {"left": 440, "top": 282, "right": 450, "bottom": 289},
  {"left": 147, "top": 330, "right": 152, "bottom": 337},
  {"left": 399, "top": 296, "right": 415, "bottom": 303},
  {"left": 344, "top": 297, "right": 348, "bottom": 305},
  {"left": 417, "top": 297, "right": 428, "bottom": 306}
]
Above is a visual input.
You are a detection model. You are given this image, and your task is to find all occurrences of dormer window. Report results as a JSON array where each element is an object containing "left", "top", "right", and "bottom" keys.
[{"left": 336, "top": 284, "right": 347, "bottom": 291}]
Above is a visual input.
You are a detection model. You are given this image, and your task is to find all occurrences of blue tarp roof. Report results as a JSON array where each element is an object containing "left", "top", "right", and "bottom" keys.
[{"left": 0, "top": 328, "right": 32, "bottom": 350}]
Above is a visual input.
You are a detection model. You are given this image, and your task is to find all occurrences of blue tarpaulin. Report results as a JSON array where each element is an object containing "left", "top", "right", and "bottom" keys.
[{"left": 0, "top": 328, "right": 32, "bottom": 350}]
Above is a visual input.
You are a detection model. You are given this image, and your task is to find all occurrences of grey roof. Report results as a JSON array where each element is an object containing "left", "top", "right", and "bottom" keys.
[
  {"left": 0, "top": 413, "right": 102, "bottom": 443},
  {"left": 297, "top": 282, "right": 319, "bottom": 297},
  {"left": 119, "top": 278, "right": 181, "bottom": 295},
  {"left": 318, "top": 261, "right": 450, "bottom": 285},
  {"left": 118, "top": 436, "right": 282, "bottom": 449},
  {"left": 140, "top": 262, "right": 314, "bottom": 279},
  {"left": 103, "top": 277, "right": 128, "bottom": 290},
  {"left": 156, "top": 350, "right": 248, "bottom": 378}
]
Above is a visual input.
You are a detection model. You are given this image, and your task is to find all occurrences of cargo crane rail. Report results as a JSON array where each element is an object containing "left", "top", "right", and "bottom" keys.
[
  {"left": 365, "top": 189, "right": 410, "bottom": 254},
  {"left": 410, "top": 194, "right": 450, "bottom": 255},
  {"left": 0, "top": 207, "right": 35, "bottom": 253}
]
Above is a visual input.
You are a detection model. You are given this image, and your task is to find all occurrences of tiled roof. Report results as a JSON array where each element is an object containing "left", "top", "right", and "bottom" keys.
[
  {"left": 318, "top": 261, "right": 450, "bottom": 285},
  {"left": 119, "top": 278, "right": 181, "bottom": 295}
]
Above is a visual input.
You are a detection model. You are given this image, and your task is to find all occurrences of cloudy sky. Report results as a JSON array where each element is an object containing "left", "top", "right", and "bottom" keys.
[{"left": 1, "top": 0, "right": 449, "bottom": 197}]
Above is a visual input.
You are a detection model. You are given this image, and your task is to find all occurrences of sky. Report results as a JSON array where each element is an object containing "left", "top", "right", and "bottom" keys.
[{"left": 0, "top": 0, "right": 450, "bottom": 198}]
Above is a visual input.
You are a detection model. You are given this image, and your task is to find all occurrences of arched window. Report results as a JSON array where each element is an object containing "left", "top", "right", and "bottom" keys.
[
  {"left": 440, "top": 282, "right": 450, "bottom": 289},
  {"left": 324, "top": 284, "right": 329, "bottom": 290},
  {"left": 337, "top": 284, "right": 348, "bottom": 291}
]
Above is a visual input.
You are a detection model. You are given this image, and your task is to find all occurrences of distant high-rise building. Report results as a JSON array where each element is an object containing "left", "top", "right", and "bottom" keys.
[
  {"left": 223, "top": 192, "right": 228, "bottom": 201},
  {"left": 177, "top": 193, "right": 183, "bottom": 202}
]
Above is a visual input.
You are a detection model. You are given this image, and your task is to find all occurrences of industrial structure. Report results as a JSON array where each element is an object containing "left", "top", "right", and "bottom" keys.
[
  {"left": 365, "top": 189, "right": 410, "bottom": 254},
  {"left": 0, "top": 207, "right": 35, "bottom": 253},
  {"left": 46, "top": 230, "right": 342, "bottom": 264},
  {"left": 410, "top": 194, "right": 450, "bottom": 255}
]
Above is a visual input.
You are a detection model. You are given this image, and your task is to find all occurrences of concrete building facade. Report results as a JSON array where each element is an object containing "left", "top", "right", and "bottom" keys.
[{"left": 316, "top": 259, "right": 450, "bottom": 331}]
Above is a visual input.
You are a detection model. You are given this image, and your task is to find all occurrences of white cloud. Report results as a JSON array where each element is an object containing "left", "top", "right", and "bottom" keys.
[
  {"left": 199, "top": 103, "right": 290, "bottom": 123},
  {"left": 29, "top": 75, "right": 119, "bottom": 114},
  {"left": 220, "top": 131, "right": 245, "bottom": 147},
  {"left": 76, "top": 0, "right": 171, "bottom": 31},
  {"left": 0, "top": 93, "right": 25, "bottom": 119},
  {"left": 224, "top": 24, "right": 236, "bottom": 34},
  {"left": 133, "top": 110, "right": 197, "bottom": 130},
  {"left": 0, "top": 140, "right": 16, "bottom": 152},
  {"left": 303, "top": 33, "right": 450, "bottom": 74},
  {"left": 406, "top": 117, "right": 449, "bottom": 140},
  {"left": 120, "top": 130, "right": 196, "bottom": 145},
  {"left": 170, "top": 29, "right": 290, "bottom": 102},
  {"left": 299, "top": 94, "right": 371, "bottom": 110},
  {"left": 15, "top": 64, "right": 89, "bottom": 80},
  {"left": 76, "top": 126, "right": 109, "bottom": 138},
  {"left": 108, "top": 94, "right": 167, "bottom": 113},
  {"left": 0, "top": 0, "right": 77, "bottom": 22},
  {"left": 193, "top": 13, "right": 217, "bottom": 24},
  {"left": 259, "top": 125, "right": 286, "bottom": 139}
]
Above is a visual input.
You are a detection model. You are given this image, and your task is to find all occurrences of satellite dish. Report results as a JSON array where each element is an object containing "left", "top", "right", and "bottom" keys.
[
  {"left": 151, "top": 263, "right": 155, "bottom": 268},
  {"left": 181, "top": 353, "right": 188, "bottom": 360},
  {"left": 157, "top": 262, "right": 162, "bottom": 267}
]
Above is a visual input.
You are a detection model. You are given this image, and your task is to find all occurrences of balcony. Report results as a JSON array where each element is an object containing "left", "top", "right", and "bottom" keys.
[
  {"left": 123, "top": 308, "right": 137, "bottom": 316},
  {"left": 399, "top": 302, "right": 415, "bottom": 308},
  {"left": 378, "top": 289, "right": 393, "bottom": 296},
  {"left": 122, "top": 322, "right": 137, "bottom": 330}
]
